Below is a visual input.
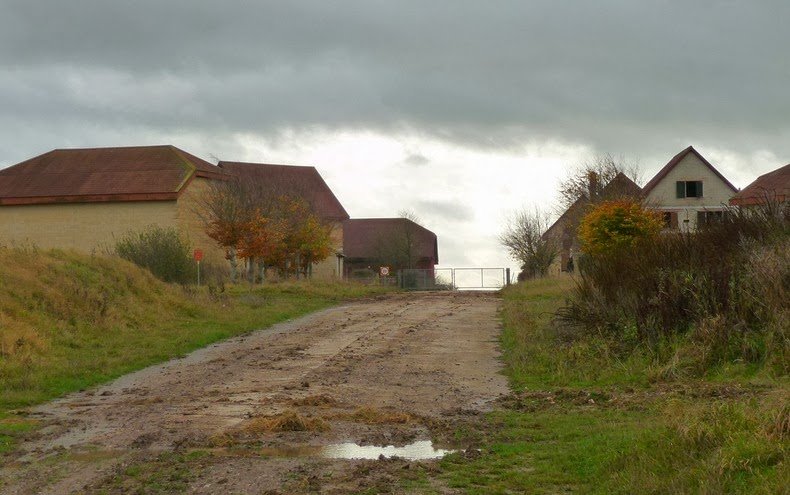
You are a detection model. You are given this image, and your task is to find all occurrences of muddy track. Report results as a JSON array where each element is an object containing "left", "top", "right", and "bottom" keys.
[{"left": 0, "top": 291, "right": 507, "bottom": 494}]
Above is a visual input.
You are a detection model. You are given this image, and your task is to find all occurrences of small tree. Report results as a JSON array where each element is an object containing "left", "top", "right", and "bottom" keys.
[
  {"left": 236, "top": 210, "right": 287, "bottom": 282},
  {"left": 277, "top": 197, "right": 334, "bottom": 278},
  {"left": 578, "top": 199, "right": 663, "bottom": 255},
  {"left": 499, "top": 208, "right": 558, "bottom": 278},
  {"left": 200, "top": 178, "right": 251, "bottom": 282}
]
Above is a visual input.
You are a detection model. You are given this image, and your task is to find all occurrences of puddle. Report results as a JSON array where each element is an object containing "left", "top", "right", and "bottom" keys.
[{"left": 321, "top": 440, "right": 455, "bottom": 461}]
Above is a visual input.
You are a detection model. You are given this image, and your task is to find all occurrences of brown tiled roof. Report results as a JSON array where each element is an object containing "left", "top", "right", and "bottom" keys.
[
  {"left": 730, "top": 164, "right": 790, "bottom": 206},
  {"left": 0, "top": 145, "right": 225, "bottom": 205},
  {"left": 218, "top": 161, "right": 349, "bottom": 221},
  {"left": 642, "top": 146, "right": 737, "bottom": 196},
  {"left": 344, "top": 218, "right": 438, "bottom": 263}
]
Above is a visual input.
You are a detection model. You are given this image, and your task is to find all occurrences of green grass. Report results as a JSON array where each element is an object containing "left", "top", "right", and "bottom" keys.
[
  {"left": 0, "top": 247, "right": 392, "bottom": 455},
  {"left": 93, "top": 450, "right": 212, "bottom": 494},
  {"left": 435, "top": 276, "right": 788, "bottom": 494}
]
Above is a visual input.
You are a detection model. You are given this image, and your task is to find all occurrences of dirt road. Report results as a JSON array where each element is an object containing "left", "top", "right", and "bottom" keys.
[{"left": 1, "top": 291, "right": 507, "bottom": 494}]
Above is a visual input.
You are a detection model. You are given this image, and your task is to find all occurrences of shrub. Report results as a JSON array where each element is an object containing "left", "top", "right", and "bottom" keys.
[
  {"left": 115, "top": 225, "right": 194, "bottom": 284},
  {"left": 560, "top": 202, "right": 789, "bottom": 369},
  {"left": 578, "top": 199, "right": 663, "bottom": 255}
]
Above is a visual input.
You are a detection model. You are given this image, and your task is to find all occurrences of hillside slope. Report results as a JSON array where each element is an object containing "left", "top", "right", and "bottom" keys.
[{"left": 0, "top": 246, "right": 388, "bottom": 454}]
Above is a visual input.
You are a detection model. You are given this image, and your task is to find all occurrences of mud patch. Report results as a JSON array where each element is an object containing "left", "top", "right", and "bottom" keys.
[{"left": 2, "top": 292, "right": 507, "bottom": 494}]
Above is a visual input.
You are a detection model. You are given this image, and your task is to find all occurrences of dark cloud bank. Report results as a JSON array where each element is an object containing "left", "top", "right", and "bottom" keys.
[{"left": 1, "top": 0, "right": 789, "bottom": 167}]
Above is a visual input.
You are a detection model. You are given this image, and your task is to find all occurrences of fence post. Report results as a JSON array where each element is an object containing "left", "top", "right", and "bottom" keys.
[{"left": 506, "top": 268, "right": 511, "bottom": 286}]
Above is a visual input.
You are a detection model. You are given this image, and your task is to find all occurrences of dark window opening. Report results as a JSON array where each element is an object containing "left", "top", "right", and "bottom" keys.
[
  {"left": 697, "top": 210, "right": 726, "bottom": 226},
  {"left": 663, "top": 212, "right": 672, "bottom": 228},
  {"left": 676, "top": 180, "right": 704, "bottom": 198}
]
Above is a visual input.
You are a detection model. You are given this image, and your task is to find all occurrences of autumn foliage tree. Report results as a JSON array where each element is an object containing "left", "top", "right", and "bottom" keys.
[
  {"left": 578, "top": 199, "right": 663, "bottom": 255},
  {"left": 200, "top": 177, "right": 334, "bottom": 282},
  {"left": 266, "top": 197, "right": 333, "bottom": 278},
  {"left": 202, "top": 178, "right": 251, "bottom": 281},
  {"left": 236, "top": 209, "right": 287, "bottom": 281}
]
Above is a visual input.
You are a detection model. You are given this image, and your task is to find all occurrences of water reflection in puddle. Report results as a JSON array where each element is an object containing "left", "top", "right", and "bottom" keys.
[{"left": 321, "top": 440, "right": 454, "bottom": 461}]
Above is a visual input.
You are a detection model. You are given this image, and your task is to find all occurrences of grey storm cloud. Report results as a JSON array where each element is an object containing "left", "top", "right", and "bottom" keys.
[
  {"left": 415, "top": 199, "right": 474, "bottom": 223},
  {"left": 1, "top": 0, "right": 789, "bottom": 164}
]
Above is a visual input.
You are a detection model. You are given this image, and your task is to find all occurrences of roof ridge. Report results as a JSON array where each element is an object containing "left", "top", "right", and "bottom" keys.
[
  {"left": 642, "top": 145, "right": 737, "bottom": 195},
  {"left": 50, "top": 144, "right": 174, "bottom": 152},
  {"left": 218, "top": 160, "right": 316, "bottom": 169}
]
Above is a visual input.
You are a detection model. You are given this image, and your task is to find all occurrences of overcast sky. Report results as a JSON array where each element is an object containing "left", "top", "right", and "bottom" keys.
[{"left": 1, "top": 1, "right": 788, "bottom": 274}]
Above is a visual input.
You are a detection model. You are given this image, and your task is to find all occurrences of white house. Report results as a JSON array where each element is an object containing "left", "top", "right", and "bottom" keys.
[{"left": 642, "top": 146, "right": 738, "bottom": 232}]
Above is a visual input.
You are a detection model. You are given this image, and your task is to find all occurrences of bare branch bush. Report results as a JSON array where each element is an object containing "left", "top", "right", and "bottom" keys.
[
  {"left": 557, "top": 153, "right": 642, "bottom": 214},
  {"left": 499, "top": 208, "right": 558, "bottom": 278}
]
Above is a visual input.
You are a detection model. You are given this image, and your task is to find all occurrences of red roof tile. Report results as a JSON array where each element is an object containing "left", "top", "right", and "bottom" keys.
[
  {"left": 344, "top": 218, "right": 438, "bottom": 263},
  {"left": 218, "top": 161, "right": 349, "bottom": 221},
  {"left": 0, "top": 145, "right": 224, "bottom": 205},
  {"left": 730, "top": 164, "right": 790, "bottom": 205}
]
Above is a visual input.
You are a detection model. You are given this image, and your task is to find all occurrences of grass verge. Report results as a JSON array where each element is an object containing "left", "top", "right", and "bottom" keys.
[{"left": 436, "top": 276, "right": 788, "bottom": 494}]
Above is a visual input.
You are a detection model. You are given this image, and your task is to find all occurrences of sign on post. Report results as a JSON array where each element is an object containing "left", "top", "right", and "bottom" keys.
[
  {"left": 193, "top": 249, "right": 203, "bottom": 285},
  {"left": 379, "top": 266, "right": 390, "bottom": 277}
]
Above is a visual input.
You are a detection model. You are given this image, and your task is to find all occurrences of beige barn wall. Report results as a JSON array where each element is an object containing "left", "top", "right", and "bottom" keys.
[
  {"left": 646, "top": 153, "right": 735, "bottom": 231},
  {"left": 0, "top": 177, "right": 342, "bottom": 280},
  {"left": 0, "top": 177, "right": 227, "bottom": 271},
  {"left": 175, "top": 177, "right": 229, "bottom": 269},
  {"left": 310, "top": 221, "right": 344, "bottom": 279},
  {"left": 0, "top": 201, "right": 178, "bottom": 253}
]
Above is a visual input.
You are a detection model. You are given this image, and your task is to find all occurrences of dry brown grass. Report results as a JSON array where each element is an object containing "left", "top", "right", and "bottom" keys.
[
  {"left": 335, "top": 406, "right": 416, "bottom": 425},
  {"left": 243, "top": 410, "right": 330, "bottom": 433},
  {"left": 0, "top": 315, "right": 48, "bottom": 361}
]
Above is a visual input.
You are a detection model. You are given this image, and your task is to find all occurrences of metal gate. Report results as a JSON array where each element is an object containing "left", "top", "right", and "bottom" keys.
[{"left": 397, "top": 267, "right": 511, "bottom": 290}]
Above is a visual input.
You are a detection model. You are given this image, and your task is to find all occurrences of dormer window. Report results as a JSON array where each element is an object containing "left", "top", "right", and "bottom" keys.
[{"left": 676, "top": 180, "right": 703, "bottom": 198}]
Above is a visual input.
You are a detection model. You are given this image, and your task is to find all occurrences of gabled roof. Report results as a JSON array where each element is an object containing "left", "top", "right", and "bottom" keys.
[
  {"left": 0, "top": 145, "right": 225, "bottom": 205},
  {"left": 344, "top": 218, "right": 438, "bottom": 263},
  {"left": 217, "top": 161, "right": 349, "bottom": 221},
  {"left": 730, "top": 164, "right": 790, "bottom": 206},
  {"left": 642, "top": 146, "right": 737, "bottom": 196}
]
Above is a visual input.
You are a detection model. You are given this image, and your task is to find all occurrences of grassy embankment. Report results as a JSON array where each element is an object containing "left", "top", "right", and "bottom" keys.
[
  {"left": 438, "top": 276, "right": 787, "bottom": 494},
  {"left": 0, "top": 246, "right": 391, "bottom": 455}
]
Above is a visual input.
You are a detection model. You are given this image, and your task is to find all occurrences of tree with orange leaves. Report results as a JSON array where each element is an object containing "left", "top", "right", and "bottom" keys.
[
  {"left": 199, "top": 178, "right": 334, "bottom": 281},
  {"left": 236, "top": 210, "right": 287, "bottom": 282},
  {"left": 271, "top": 196, "right": 333, "bottom": 278},
  {"left": 201, "top": 178, "right": 251, "bottom": 281}
]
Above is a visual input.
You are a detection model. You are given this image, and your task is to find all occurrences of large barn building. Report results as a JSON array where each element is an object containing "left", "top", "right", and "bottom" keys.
[{"left": 0, "top": 146, "right": 349, "bottom": 278}]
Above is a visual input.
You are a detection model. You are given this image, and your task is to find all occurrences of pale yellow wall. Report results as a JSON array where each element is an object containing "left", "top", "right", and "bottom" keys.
[
  {"left": 0, "top": 177, "right": 344, "bottom": 280},
  {"left": 175, "top": 177, "right": 228, "bottom": 268},
  {"left": 0, "top": 201, "right": 178, "bottom": 253},
  {"left": 646, "top": 153, "right": 736, "bottom": 231},
  {"left": 310, "top": 221, "right": 344, "bottom": 279}
]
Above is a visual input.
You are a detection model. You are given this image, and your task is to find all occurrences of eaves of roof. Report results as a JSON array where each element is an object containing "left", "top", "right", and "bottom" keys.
[{"left": 642, "top": 146, "right": 737, "bottom": 196}]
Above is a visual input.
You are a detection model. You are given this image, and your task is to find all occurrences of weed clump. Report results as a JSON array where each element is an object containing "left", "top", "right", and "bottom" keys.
[{"left": 243, "top": 410, "right": 330, "bottom": 433}]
